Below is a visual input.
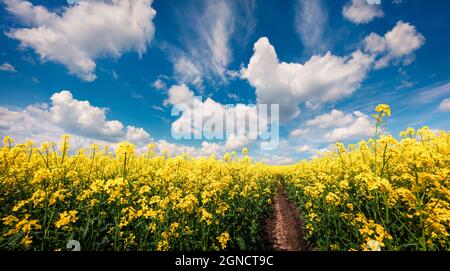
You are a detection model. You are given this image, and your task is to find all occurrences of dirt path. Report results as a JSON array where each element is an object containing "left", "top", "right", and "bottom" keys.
[{"left": 264, "top": 187, "right": 311, "bottom": 251}]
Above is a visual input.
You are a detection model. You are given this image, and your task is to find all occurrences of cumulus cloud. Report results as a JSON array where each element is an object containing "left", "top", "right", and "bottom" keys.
[
  {"left": 324, "top": 111, "right": 374, "bottom": 141},
  {"left": 438, "top": 98, "right": 450, "bottom": 112},
  {"left": 0, "top": 91, "right": 236, "bottom": 158},
  {"left": 164, "top": 84, "right": 273, "bottom": 151},
  {"left": 0, "top": 62, "right": 17, "bottom": 72},
  {"left": 311, "top": 145, "right": 335, "bottom": 159},
  {"left": 198, "top": 141, "right": 223, "bottom": 156},
  {"left": 307, "top": 109, "right": 355, "bottom": 128},
  {"left": 342, "top": 0, "right": 384, "bottom": 24},
  {"left": 363, "top": 33, "right": 387, "bottom": 54},
  {"left": 5, "top": 0, "right": 156, "bottom": 81},
  {"left": 0, "top": 99, "right": 229, "bottom": 156},
  {"left": 0, "top": 90, "right": 152, "bottom": 146},
  {"left": 224, "top": 133, "right": 250, "bottom": 151},
  {"left": 296, "top": 145, "right": 313, "bottom": 153},
  {"left": 383, "top": 22, "right": 425, "bottom": 57},
  {"left": 241, "top": 37, "right": 373, "bottom": 120},
  {"left": 125, "top": 126, "right": 151, "bottom": 145},
  {"left": 257, "top": 154, "right": 296, "bottom": 165},
  {"left": 154, "top": 139, "right": 196, "bottom": 156},
  {"left": 364, "top": 21, "right": 425, "bottom": 69},
  {"left": 50, "top": 91, "right": 126, "bottom": 140},
  {"left": 164, "top": 84, "right": 195, "bottom": 106},
  {"left": 289, "top": 128, "right": 310, "bottom": 138},
  {"left": 154, "top": 140, "right": 226, "bottom": 158}
]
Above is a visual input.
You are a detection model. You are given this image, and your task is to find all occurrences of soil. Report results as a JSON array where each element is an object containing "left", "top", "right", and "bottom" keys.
[{"left": 264, "top": 187, "right": 313, "bottom": 251}]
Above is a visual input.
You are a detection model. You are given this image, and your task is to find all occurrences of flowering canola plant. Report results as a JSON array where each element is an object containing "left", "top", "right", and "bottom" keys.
[
  {"left": 283, "top": 104, "right": 450, "bottom": 251},
  {"left": 0, "top": 138, "right": 279, "bottom": 251}
]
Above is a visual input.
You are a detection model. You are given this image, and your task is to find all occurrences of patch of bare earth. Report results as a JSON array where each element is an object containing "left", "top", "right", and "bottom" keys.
[{"left": 264, "top": 187, "right": 313, "bottom": 251}]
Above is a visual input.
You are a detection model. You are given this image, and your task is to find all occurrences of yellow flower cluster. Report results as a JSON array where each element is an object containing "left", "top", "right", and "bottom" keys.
[
  {"left": 217, "top": 231, "right": 230, "bottom": 249},
  {"left": 0, "top": 136, "right": 279, "bottom": 251},
  {"left": 54, "top": 211, "right": 78, "bottom": 229},
  {"left": 283, "top": 105, "right": 450, "bottom": 251}
]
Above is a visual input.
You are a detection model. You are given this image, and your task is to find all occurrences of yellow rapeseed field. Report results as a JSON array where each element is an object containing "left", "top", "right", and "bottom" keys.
[
  {"left": 0, "top": 139, "right": 279, "bottom": 251},
  {"left": 0, "top": 104, "right": 449, "bottom": 251},
  {"left": 283, "top": 105, "right": 450, "bottom": 251}
]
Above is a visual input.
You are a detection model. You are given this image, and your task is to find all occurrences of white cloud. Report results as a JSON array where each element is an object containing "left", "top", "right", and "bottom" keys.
[
  {"left": 232, "top": 0, "right": 257, "bottom": 46},
  {"left": 111, "top": 70, "right": 118, "bottom": 80},
  {"left": 164, "top": 84, "right": 268, "bottom": 151},
  {"left": 384, "top": 22, "right": 425, "bottom": 57},
  {"left": 49, "top": 91, "right": 126, "bottom": 140},
  {"left": 258, "top": 154, "right": 296, "bottom": 165},
  {"left": 0, "top": 90, "right": 152, "bottom": 146},
  {"left": 152, "top": 79, "right": 166, "bottom": 90},
  {"left": 125, "top": 126, "right": 151, "bottom": 145},
  {"left": 396, "top": 80, "right": 414, "bottom": 90},
  {"left": 163, "top": 84, "right": 195, "bottom": 106},
  {"left": 307, "top": 109, "right": 355, "bottom": 128},
  {"left": 198, "top": 141, "right": 223, "bottom": 156},
  {"left": 325, "top": 111, "right": 375, "bottom": 141},
  {"left": 152, "top": 139, "right": 225, "bottom": 157},
  {"left": 169, "top": 0, "right": 233, "bottom": 86},
  {"left": 296, "top": 145, "right": 312, "bottom": 153},
  {"left": 0, "top": 90, "right": 233, "bottom": 158},
  {"left": 199, "top": 0, "right": 234, "bottom": 81},
  {"left": 5, "top": 0, "right": 156, "bottom": 81},
  {"left": 154, "top": 139, "right": 196, "bottom": 156},
  {"left": 364, "top": 21, "right": 425, "bottom": 69},
  {"left": 227, "top": 92, "right": 240, "bottom": 102},
  {"left": 0, "top": 62, "right": 17, "bottom": 72},
  {"left": 224, "top": 133, "right": 250, "bottom": 151},
  {"left": 4, "top": 0, "right": 58, "bottom": 26},
  {"left": 241, "top": 37, "right": 373, "bottom": 120},
  {"left": 363, "top": 33, "right": 387, "bottom": 54},
  {"left": 343, "top": 0, "right": 384, "bottom": 24},
  {"left": 173, "top": 57, "right": 204, "bottom": 88},
  {"left": 0, "top": 103, "right": 58, "bottom": 144},
  {"left": 416, "top": 82, "right": 450, "bottom": 103},
  {"left": 226, "top": 70, "right": 240, "bottom": 80},
  {"left": 438, "top": 98, "right": 450, "bottom": 112},
  {"left": 295, "top": 0, "right": 329, "bottom": 53},
  {"left": 170, "top": 0, "right": 256, "bottom": 86},
  {"left": 151, "top": 105, "right": 165, "bottom": 112},
  {"left": 31, "top": 76, "right": 39, "bottom": 83},
  {"left": 289, "top": 128, "right": 310, "bottom": 138},
  {"left": 311, "top": 145, "right": 334, "bottom": 159}
]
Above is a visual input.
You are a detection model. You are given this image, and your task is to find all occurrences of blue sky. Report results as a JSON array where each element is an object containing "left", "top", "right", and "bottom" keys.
[{"left": 0, "top": 0, "right": 449, "bottom": 164}]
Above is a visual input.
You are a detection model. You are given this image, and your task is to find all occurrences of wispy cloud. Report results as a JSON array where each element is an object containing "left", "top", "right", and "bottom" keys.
[
  {"left": 169, "top": 0, "right": 257, "bottom": 87},
  {"left": 0, "top": 62, "right": 17, "bottom": 72},
  {"left": 295, "top": 0, "right": 330, "bottom": 53},
  {"left": 415, "top": 82, "right": 450, "bottom": 103}
]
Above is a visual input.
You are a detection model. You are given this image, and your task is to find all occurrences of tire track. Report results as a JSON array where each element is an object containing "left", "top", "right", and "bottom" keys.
[{"left": 265, "top": 187, "right": 312, "bottom": 251}]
